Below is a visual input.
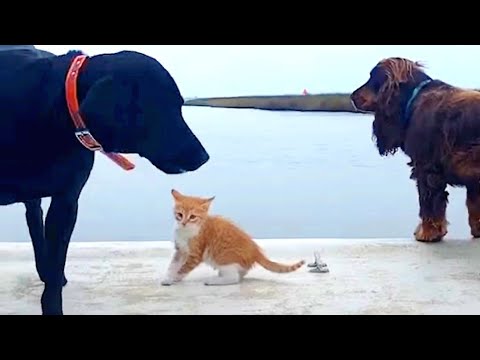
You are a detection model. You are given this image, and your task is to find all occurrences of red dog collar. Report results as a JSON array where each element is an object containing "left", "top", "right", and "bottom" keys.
[{"left": 65, "top": 55, "right": 135, "bottom": 171}]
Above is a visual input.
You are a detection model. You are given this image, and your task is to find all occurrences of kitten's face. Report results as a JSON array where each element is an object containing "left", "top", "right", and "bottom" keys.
[{"left": 171, "top": 189, "right": 215, "bottom": 231}]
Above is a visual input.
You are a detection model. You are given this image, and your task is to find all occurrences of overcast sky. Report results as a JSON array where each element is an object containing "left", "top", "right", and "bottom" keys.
[{"left": 36, "top": 45, "right": 480, "bottom": 98}]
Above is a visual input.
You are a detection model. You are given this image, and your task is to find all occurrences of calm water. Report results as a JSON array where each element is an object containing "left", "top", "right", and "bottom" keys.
[{"left": 0, "top": 107, "right": 473, "bottom": 242}]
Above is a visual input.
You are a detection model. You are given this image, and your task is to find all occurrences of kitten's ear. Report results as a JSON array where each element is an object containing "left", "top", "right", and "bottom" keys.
[
  {"left": 200, "top": 196, "right": 215, "bottom": 210},
  {"left": 171, "top": 189, "right": 183, "bottom": 200}
]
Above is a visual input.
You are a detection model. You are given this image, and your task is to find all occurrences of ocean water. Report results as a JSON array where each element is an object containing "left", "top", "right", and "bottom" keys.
[{"left": 0, "top": 107, "right": 473, "bottom": 242}]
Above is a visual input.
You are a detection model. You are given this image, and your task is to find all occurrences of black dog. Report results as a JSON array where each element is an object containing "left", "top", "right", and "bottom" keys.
[{"left": 0, "top": 47, "right": 210, "bottom": 315}]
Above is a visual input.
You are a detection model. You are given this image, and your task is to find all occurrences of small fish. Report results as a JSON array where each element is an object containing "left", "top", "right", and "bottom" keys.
[
  {"left": 308, "top": 251, "right": 329, "bottom": 273},
  {"left": 308, "top": 251, "right": 327, "bottom": 267},
  {"left": 309, "top": 265, "right": 330, "bottom": 274}
]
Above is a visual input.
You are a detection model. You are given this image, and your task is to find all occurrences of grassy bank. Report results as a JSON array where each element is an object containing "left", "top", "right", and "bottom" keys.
[{"left": 184, "top": 94, "right": 362, "bottom": 113}]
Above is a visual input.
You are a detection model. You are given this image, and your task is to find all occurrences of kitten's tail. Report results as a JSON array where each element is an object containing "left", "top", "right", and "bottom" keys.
[{"left": 255, "top": 251, "right": 305, "bottom": 273}]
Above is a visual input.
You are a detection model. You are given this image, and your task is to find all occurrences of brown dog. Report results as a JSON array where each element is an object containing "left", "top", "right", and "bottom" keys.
[{"left": 351, "top": 57, "right": 480, "bottom": 243}]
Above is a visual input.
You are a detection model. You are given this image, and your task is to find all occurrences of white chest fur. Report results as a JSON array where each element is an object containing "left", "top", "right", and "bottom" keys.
[{"left": 173, "top": 224, "right": 200, "bottom": 253}]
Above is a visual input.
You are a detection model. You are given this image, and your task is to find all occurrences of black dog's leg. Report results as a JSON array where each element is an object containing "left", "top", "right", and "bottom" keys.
[
  {"left": 413, "top": 171, "right": 449, "bottom": 243},
  {"left": 24, "top": 199, "right": 68, "bottom": 286},
  {"left": 39, "top": 148, "right": 93, "bottom": 315},
  {"left": 466, "top": 183, "right": 480, "bottom": 238},
  {"left": 41, "top": 195, "right": 79, "bottom": 315},
  {"left": 24, "top": 199, "right": 46, "bottom": 281}
]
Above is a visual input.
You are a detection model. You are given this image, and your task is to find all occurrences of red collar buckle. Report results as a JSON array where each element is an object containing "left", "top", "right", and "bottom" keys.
[{"left": 74, "top": 129, "right": 103, "bottom": 152}]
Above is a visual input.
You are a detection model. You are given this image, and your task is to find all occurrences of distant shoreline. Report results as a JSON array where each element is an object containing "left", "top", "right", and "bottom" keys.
[
  {"left": 184, "top": 94, "right": 365, "bottom": 113},
  {"left": 185, "top": 89, "right": 480, "bottom": 113}
]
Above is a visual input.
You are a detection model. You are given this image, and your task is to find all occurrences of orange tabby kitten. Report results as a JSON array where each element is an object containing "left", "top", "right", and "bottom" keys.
[{"left": 161, "top": 189, "right": 305, "bottom": 286}]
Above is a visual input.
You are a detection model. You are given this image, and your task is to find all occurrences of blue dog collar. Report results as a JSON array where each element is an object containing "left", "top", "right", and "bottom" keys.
[{"left": 404, "top": 79, "right": 432, "bottom": 125}]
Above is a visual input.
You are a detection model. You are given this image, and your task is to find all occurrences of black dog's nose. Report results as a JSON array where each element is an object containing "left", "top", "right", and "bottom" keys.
[{"left": 197, "top": 149, "right": 210, "bottom": 168}]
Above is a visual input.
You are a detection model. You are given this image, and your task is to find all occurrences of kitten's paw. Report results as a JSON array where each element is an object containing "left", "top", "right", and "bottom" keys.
[
  {"left": 161, "top": 278, "right": 177, "bottom": 286},
  {"left": 204, "top": 278, "right": 217, "bottom": 286},
  {"left": 204, "top": 277, "right": 240, "bottom": 286}
]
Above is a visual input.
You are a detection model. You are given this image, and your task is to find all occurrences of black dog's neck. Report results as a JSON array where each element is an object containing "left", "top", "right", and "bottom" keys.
[
  {"left": 43, "top": 52, "right": 141, "bottom": 154},
  {"left": 39, "top": 51, "right": 86, "bottom": 114}
]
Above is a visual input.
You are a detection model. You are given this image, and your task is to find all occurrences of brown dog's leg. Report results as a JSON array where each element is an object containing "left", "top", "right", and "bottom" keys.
[
  {"left": 413, "top": 170, "right": 449, "bottom": 243},
  {"left": 466, "top": 183, "right": 480, "bottom": 238}
]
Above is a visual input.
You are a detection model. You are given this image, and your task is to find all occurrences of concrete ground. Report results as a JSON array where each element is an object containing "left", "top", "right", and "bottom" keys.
[{"left": 1, "top": 238, "right": 480, "bottom": 315}]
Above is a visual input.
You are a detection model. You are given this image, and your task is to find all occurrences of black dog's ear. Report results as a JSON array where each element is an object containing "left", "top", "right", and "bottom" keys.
[
  {"left": 80, "top": 75, "right": 141, "bottom": 126},
  {"left": 79, "top": 76, "right": 141, "bottom": 151},
  {"left": 79, "top": 76, "right": 117, "bottom": 124}
]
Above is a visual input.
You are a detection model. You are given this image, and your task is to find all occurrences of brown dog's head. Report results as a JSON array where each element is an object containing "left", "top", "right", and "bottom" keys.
[{"left": 351, "top": 57, "right": 430, "bottom": 156}]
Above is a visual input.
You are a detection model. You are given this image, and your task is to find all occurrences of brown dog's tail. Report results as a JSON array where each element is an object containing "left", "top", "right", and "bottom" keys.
[{"left": 256, "top": 251, "right": 305, "bottom": 273}]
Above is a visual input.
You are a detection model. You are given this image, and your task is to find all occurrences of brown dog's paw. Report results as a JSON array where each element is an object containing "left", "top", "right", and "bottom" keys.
[
  {"left": 468, "top": 218, "right": 480, "bottom": 238},
  {"left": 414, "top": 219, "right": 448, "bottom": 243},
  {"left": 470, "top": 226, "right": 480, "bottom": 239}
]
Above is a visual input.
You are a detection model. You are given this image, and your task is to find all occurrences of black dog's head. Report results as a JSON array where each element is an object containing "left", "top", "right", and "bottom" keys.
[
  {"left": 350, "top": 57, "right": 431, "bottom": 156},
  {"left": 76, "top": 50, "right": 209, "bottom": 175}
]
